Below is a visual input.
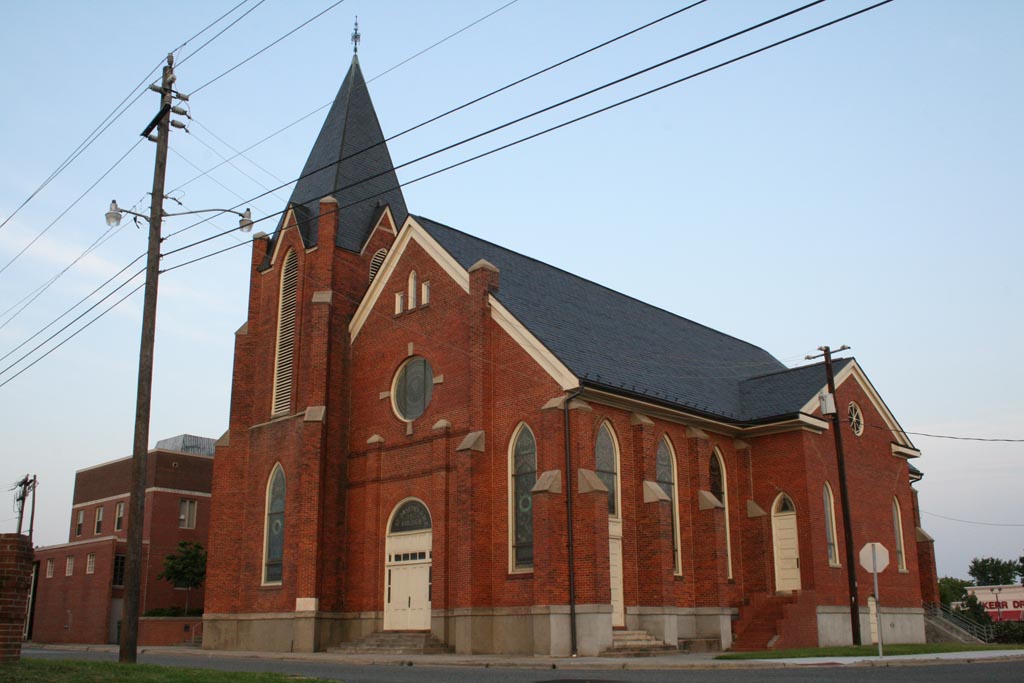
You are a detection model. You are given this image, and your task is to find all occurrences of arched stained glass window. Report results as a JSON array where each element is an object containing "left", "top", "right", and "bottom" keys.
[
  {"left": 709, "top": 455, "right": 723, "bottom": 501},
  {"left": 264, "top": 465, "right": 286, "bottom": 583},
  {"left": 656, "top": 437, "right": 680, "bottom": 573},
  {"left": 511, "top": 425, "right": 537, "bottom": 570},
  {"left": 391, "top": 500, "right": 431, "bottom": 533},
  {"left": 711, "top": 450, "right": 733, "bottom": 578},
  {"left": 408, "top": 271, "right": 418, "bottom": 308},
  {"left": 595, "top": 423, "right": 618, "bottom": 517}
]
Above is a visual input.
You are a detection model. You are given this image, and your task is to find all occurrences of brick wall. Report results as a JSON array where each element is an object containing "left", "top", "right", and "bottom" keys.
[{"left": 0, "top": 534, "right": 33, "bottom": 662}]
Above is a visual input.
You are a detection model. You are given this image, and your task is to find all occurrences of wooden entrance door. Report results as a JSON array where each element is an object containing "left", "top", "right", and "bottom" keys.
[
  {"left": 384, "top": 499, "right": 432, "bottom": 630},
  {"left": 772, "top": 494, "right": 801, "bottom": 592}
]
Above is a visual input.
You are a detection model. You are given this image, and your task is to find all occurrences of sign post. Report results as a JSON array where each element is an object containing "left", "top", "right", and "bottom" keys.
[{"left": 859, "top": 542, "right": 890, "bottom": 658}]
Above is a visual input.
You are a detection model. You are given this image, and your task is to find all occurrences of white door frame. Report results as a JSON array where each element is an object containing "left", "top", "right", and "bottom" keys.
[
  {"left": 609, "top": 517, "right": 625, "bottom": 627},
  {"left": 771, "top": 493, "right": 801, "bottom": 592},
  {"left": 383, "top": 499, "right": 433, "bottom": 631}
]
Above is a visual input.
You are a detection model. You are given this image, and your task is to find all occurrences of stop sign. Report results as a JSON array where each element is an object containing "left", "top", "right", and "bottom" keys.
[{"left": 859, "top": 542, "right": 890, "bottom": 573}]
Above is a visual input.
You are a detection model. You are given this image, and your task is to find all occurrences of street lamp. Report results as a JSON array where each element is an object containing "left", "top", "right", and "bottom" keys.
[
  {"left": 994, "top": 587, "right": 1003, "bottom": 622},
  {"left": 105, "top": 199, "right": 253, "bottom": 231}
]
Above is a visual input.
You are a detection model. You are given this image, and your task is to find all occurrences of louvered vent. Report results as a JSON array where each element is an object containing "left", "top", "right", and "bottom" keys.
[
  {"left": 369, "top": 248, "right": 388, "bottom": 283},
  {"left": 271, "top": 250, "right": 299, "bottom": 415}
]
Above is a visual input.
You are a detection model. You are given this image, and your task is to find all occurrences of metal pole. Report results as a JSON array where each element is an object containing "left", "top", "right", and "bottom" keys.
[
  {"left": 563, "top": 387, "right": 583, "bottom": 657},
  {"left": 29, "top": 475, "right": 37, "bottom": 544},
  {"left": 822, "top": 346, "right": 862, "bottom": 645},
  {"left": 873, "top": 545, "right": 883, "bottom": 658},
  {"left": 120, "top": 53, "right": 173, "bottom": 664}
]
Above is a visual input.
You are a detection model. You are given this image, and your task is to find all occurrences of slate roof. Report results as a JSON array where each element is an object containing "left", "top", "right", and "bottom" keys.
[
  {"left": 417, "top": 216, "right": 844, "bottom": 423},
  {"left": 154, "top": 434, "right": 216, "bottom": 456},
  {"left": 267, "top": 55, "right": 407, "bottom": 262}
]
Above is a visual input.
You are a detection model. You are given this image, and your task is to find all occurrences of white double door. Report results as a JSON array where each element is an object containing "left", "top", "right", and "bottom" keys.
[{"left": 384, "top": 530, "right": 432, "bottom": 630}]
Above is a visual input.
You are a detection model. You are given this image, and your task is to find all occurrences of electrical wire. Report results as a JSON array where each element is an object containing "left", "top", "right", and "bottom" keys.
[
  {"left": 166, "top": 0, "right": 711, "bottom": 235},
  {"left": 0, "top": 138, "right": 146, "bottom": 277},
  {"left": 0, "top": 1, "right": 892, "bottom": 388},
  {"left": 865, "top": 422, "right": 1024, "bottom": 443},
  {"left": 922, "top": 511, "right": 1024, "bottom": 528},
  {"left": 190, "top": 0, "right": 350, "bottom": 96},
  {"left": 166, "top": 0, "right": 833, "bottom": 243},
  {"left": 175, "top": 0, "right": 268, "bottom": 67}
]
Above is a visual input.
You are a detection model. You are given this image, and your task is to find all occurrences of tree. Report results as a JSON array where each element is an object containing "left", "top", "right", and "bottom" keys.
[
  {"left": 158, "top": 541, "right": 206, "bottom": 613},
  {"left": 968, "top": 556, "right": 1023, "bottom": 586},
  {"left": 938, "top": 576, "right": 973, "bottom": 606}
]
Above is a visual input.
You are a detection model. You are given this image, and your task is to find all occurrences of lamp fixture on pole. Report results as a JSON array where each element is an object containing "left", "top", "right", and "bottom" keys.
[{"left": 105, "top": 200, "right": 253, "bottom": 232}]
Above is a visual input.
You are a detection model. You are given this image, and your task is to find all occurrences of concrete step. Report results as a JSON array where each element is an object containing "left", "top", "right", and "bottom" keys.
[
  {"left": 328, "top": 631, "right": 452, "bottom": 655},
  {"left": 678, "top": 637, "right": 721, "bottom": 653}
]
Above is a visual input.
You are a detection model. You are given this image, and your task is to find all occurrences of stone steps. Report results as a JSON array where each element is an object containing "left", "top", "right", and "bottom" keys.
[
  {"left": 328, "top": 630, "right": 453, "bottom": 654},
  {"left": 731, "top": 595, "right": 795, "bottom": 651},
  {"left": 601, "top": 630, "right": 678, "bottom": 657}
]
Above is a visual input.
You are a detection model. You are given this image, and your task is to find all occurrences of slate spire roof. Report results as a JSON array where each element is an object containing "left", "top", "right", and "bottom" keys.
[{"left": 276, "top": 54, "right": 407, "bottom": 253}]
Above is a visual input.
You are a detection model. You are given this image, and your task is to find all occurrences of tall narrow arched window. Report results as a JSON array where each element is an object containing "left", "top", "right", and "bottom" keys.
[
  {"left": 369, "top": 248, "right": 388, "bottom": 283},
  {"left": 264, "top": 465, "right": 286, "bottom": 584},
  {"left": 710, "top": 450, "right": 733, "bottom": 578},
  {"left": 509, "top": 424, "right": 537, "bottom": 571},
  {"left": 823, "top": 482, "right": 839, "bottom": 566},
  {"left": 408, "top": 271, "right": 418, "bottom": 308},
  {"left": 595, "top": 423, "right": 619, "bottom": 517},
  {"left": 892, "top": 497, "right": 906, "bottom": 570},
  {"left": 656, "top": 437, "right": 681, "bottom": 574},
  {"left": 271, "top": 249, "right": 299, "bottom": 415}
]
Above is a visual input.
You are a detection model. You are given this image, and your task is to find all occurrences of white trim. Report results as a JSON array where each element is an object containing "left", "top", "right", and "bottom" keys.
[
  {"left": 507, "top": 422, "right": 536, "bottom": 574},
  {"left": 147, "top": 487, "right": 212, "bottom": 498},
  {"left": 891, "top": 444, "right": 921, "bottom": 459},
  {"left": 267, "top": 209, "right": 307, "bottom": 266},
  {"left": 350, "top": 217, "right": 470, "bottom": 342},
  {"left": 75, "top": 456, "right": 132, "bottom": 474},
  {"left": 823, "top": 482, "right": 840, "bottom": 567},
  {"left": 35, "top": 535, "right": 120, "bottom": 552},
  {"left": 359, "top": 206, "right": 398, "bottom": 254},
  {"left": 489, "top": 297, "right": 578, "bottom": 391},
  {"left": 893, "top": 496, "right": 907, "bottom": 571},
  {"left": 798, "top": 360, "right": 915, "bottom": 449}
]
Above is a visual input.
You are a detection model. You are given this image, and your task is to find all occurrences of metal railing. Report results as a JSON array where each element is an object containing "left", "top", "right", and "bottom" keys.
[
  {"left": 923, "top": 602, "right": 995, "bottom": 642},
  {"left": 189, "top": 620, "right": 204, "bottom": 646}
]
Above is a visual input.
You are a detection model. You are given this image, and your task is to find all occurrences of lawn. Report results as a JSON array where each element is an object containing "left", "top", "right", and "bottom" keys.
[
  {"left": 717, "top": 642, "right": 1022, "bottom": 660},
  {"left": 0, "top": 659, "right": 324, "bottom": 683}
]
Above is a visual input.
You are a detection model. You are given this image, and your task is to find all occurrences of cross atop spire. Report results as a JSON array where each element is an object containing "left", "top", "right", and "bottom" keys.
[{"left": 351, "top": 17, "right": 360, "bottom": 54}]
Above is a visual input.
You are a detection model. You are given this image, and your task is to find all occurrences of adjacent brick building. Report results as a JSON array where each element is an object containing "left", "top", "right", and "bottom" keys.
[
  {"left": 204, "top": 54, "right": 938, "bottom": 655},
  {"left": 29, "top": 435, "right": 214, "bottom": 644}
]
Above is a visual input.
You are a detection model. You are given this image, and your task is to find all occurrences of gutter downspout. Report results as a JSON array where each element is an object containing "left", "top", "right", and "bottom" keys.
[{"left": 563, "top": 386, "right": 584, "bottom": 657}]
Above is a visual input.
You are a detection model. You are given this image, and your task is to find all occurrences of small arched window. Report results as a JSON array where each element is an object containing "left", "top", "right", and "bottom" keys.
[
  {"left": 264, "top": 464, "right": 286, "bottom": 584},
  {"left": 271, "top": 249, "right": 299, "bottom": 416},
  {"left": 656, "top": 437, "right": 680, "bottom": 574},
  {"left": 408, "top": 271, "right": 418, "bottom": 308},
  {"left": 369, "top": 248, "right": 387, "bottom": 283},
  {"left": 710, "top": 450, "right": 733, "bottom": 578},
  {"left": 510, "top": 424, "right": 537, "bottom": 570},
  {"left": 595, "top": 423, "right": 619, "bottom": 517},
  {"left": 823, "top": 482, "right": 839, "bottom": 566},
  {"left": 892, "top": 497, "right": 906, "bottom": 570}
]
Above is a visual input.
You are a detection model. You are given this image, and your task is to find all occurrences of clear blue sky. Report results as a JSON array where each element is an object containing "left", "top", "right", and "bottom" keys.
[{"left": 1, "top": 1, "right": 1021, "bottom": 581}]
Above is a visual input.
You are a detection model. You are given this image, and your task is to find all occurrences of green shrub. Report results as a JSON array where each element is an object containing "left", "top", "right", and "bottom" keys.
[
  {"left": 142, "top": 606, "right": 203, "bottom": 617},
  {"left": 992, "top": 621, "right": 1024, "bottom": 644}
]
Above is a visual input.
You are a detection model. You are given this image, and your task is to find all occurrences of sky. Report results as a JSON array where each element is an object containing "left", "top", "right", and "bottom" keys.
[{"left": 0, "top": 0, "right": 1021, "bottom": 582}]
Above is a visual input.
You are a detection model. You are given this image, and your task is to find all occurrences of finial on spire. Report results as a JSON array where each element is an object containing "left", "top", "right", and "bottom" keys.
[{"left": 351, "top": 17, "right": 361, "bottom": 54}]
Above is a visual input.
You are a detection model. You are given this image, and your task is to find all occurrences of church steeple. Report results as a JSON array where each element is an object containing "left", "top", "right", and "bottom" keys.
[{"left": 278, "top": 49, "right": 407, "bottom": 253}]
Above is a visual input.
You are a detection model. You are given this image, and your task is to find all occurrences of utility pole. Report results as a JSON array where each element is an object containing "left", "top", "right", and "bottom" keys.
[
  {"left": 807, "top": 344, "right": 861, "bottom": 645},
  {"left": 120, "top": 53, "right": 174, "bottom": 665},
  {"left": 13, "top": 475, "right": 35, "bottom": 536}
]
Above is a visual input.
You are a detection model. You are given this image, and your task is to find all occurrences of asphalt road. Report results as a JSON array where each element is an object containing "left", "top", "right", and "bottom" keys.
[{"left": 22, "top": 648, "right": 1024, "bottom": 682}]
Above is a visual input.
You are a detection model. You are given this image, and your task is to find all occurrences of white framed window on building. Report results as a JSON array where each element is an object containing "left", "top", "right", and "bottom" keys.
[
  {"left": 115, "top": 502, "right": 125, "bottom": 531},
  {"left": 75, "top": 510, "right": 84, "bottom": 536},
  {"left": 86, "top": 553, "right": 96, "bottom": 574},
  {"left": 65, "top": 555, "right": 74, "bottom": 576},
  {"left": 94, "top": 506, "right": 104, "bottom": 534},
  {"left": 179, "top": 499, "right": 197, "bottom": 529},
  {"left": 46, "top": 558, "right": 54, "bottom": 578}
]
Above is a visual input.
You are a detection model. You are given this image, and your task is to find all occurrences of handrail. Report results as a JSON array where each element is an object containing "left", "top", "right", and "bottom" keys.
[
  {"left": 923, "top": 602, "right": 994, "bottom": 642},
  {"left": 189, "top": 620, "right": 204, "bottom": 645}
]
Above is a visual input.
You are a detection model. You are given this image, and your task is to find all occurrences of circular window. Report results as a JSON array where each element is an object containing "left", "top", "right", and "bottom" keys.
[
  {"left": 848, "top": 401, "right": 864, "bottom": 436},
  {"left": 392, "top": 356, "right": 433, "bottom": 421}
]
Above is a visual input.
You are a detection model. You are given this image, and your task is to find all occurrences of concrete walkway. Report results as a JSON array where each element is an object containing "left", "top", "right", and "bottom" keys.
[{"left": 24, "top": 642, "right": 1024, "bottom": 670}]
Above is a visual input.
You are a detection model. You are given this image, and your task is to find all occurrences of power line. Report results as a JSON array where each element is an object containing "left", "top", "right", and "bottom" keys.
[
  {"left": 864, "top": 422, "right": 1024, "bottom": 443},
  {"left": 166, "top": 0, "right": 833, "bottom": 244},
  {"left": 165, "top": 0, "right": 708, "bottom": 235},
  {"left": 190, "top": 0, "right": 350, "bottom": 96},
  {"left": 1, "top": 2, "right": 892, "bottom": 387},
  {"left": 0, "top": 274, "right": 145, "bottom": 387},
  {"left": 0, "top": 138, "right": 146, "bottom": 277},
  {"left": 922, "top": 511, "right": 1024, "bottom": 528},
  {"left": 175, "top": 0, "right": 267, "bottom": 66}
]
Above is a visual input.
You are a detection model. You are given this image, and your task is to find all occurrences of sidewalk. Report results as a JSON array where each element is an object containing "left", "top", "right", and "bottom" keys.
[{"left": 24, "top": 642, "right": 1024, "bottom": 670}]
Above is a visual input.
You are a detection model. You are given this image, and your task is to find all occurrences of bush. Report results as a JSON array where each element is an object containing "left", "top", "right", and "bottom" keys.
[
  {"left": 143, "top": 606, "right": 203, "bottom": 617},
  {"left": 992, "top": 621, "right": 1024, "bottom": 644}
]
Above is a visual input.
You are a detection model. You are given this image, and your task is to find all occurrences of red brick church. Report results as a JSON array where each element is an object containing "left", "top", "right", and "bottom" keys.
[{"left": 204, "top": 54, "right": 938, "bottom": 655}]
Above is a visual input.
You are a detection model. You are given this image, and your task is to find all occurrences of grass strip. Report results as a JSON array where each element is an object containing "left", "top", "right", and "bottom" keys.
[{"left": 0, "top": 658, "right": 324, "bottom": 683}]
